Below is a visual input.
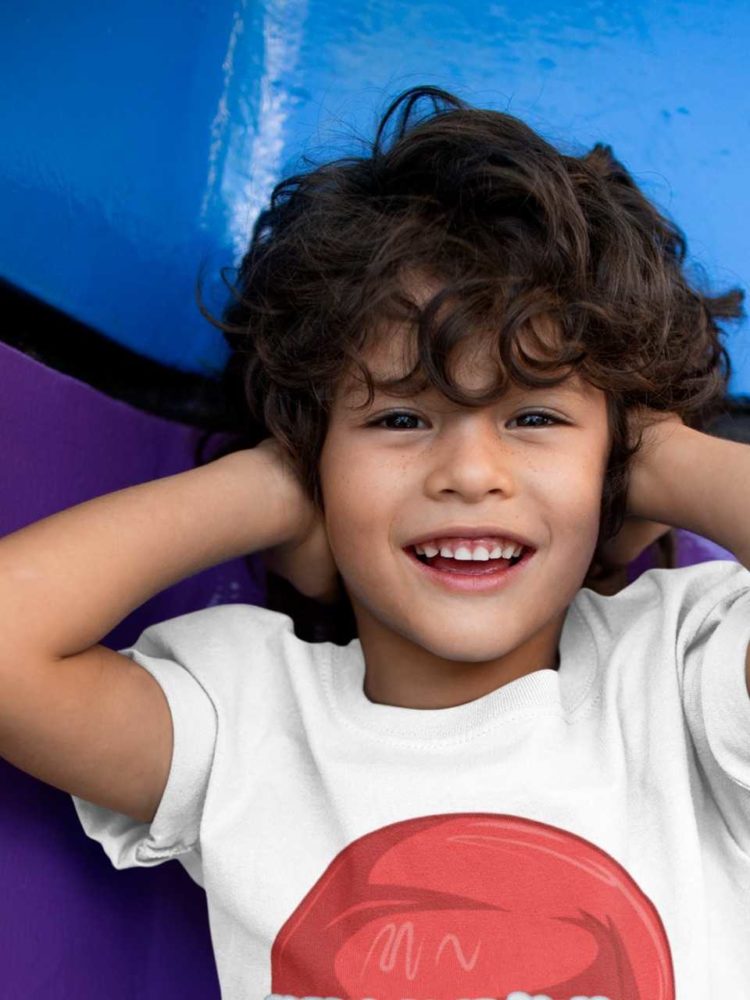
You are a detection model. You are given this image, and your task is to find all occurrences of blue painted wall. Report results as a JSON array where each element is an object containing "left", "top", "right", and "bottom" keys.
[{"left": 1, "top": 1, "right": 748, "bottom": 388}]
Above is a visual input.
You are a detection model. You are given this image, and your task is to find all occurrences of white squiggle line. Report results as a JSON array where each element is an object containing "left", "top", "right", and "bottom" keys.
[
  {"left": 359, "top": 920, "right": 423, "bottom": 980},
  {"left": 434, "top": 931, "right": 481, "bottom": 970}
]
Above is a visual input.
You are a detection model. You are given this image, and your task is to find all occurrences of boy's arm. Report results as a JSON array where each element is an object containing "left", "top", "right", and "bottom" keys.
[
  {"left": 0, "top": 446, "right": 313, "bottom": 823},
  {"left": 624, "top": 415, "right": 750, "bottom": 696},
  {"left": 0, "top": 446, "right": 305, "bottom": 662}
]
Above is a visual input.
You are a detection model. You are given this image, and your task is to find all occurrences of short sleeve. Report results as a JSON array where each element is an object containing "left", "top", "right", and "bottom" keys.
[
  {"left": 679, "top": 561, "right": 750, "bottom": 853},
  {"left": 71, "top": 625, "right": 218, "bottom": 881}
]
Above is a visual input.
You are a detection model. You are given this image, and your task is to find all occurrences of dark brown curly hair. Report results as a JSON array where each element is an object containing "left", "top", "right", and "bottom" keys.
[{"left": 199, "top": 84, "right": 745, "bottom": 625}]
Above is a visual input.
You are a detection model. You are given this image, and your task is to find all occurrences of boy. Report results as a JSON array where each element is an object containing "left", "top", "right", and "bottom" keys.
[{"left": 1, "top": 85, "right": 749, "bottom": 999}]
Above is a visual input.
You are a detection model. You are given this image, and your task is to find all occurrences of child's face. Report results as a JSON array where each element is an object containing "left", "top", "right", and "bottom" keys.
[{"left": 319, "top": 323, "right": 610, "bottom": 707}]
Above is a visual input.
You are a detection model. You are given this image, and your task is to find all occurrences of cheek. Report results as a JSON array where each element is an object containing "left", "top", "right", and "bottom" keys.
[
  {"left": 539, "top": 460, "right": 605, "bottom": 538},
  {"left": 322, "top": 461, "right": 411, "bottom": 590},
  {"left": 321, "top": 457, "right": 389, "bottom": 558},
  {"left": 323, "top": 431, "right": 402, "bottom": 512}
]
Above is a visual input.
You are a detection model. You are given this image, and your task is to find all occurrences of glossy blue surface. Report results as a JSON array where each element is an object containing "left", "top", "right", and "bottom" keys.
[{"left": 1, "top": 1, "right": 748, "bottom": 386}]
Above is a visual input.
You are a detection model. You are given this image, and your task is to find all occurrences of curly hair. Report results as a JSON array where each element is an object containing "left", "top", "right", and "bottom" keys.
[{"left": 200, "top": 84, "right": 745, "bottom": 604}]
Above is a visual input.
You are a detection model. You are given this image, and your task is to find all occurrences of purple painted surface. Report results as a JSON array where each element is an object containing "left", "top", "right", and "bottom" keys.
[
  {"left": 627, "top": 527, "right": 737, "bottom": 583},
  {"left": 0, "top": 340, "right": 266, "bottom": 998}
]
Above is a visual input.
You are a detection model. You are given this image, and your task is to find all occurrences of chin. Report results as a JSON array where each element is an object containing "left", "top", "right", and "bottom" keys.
[{"left": 408, "top": 627, "right": 521, "bottom": 665}]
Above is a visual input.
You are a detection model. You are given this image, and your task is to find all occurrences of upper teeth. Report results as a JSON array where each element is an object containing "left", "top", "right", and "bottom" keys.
[{"left": 414, "top": 538, "right": 524, "bottom": 560}]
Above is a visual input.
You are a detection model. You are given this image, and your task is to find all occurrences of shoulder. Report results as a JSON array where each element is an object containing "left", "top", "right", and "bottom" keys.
[
  {"left": 572, "top": 559, "right": 750, "bottom": 646},
  {"left": 558, "top": 561, "right": 750, "bottom": 721},
  {"left": 131, "top": 602, "right": 297, "bottom": 655},
  {"left": 121, "top": 603, "right": 321, "bottom": 698}
]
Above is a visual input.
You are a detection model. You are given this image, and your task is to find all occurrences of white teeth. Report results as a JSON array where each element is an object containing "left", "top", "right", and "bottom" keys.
[{"left": 414, "top": 539, "right": 524, "bottom": 560}]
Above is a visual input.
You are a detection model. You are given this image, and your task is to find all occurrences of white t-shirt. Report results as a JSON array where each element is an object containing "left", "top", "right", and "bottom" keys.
[{"left": 72, "top": 560, "right": 750, "bottom": 1000}]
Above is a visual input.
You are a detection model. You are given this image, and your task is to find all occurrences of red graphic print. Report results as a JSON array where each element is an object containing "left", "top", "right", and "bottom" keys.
[{"left": 269, "top": 813, "right": 674, "bottom": 999}]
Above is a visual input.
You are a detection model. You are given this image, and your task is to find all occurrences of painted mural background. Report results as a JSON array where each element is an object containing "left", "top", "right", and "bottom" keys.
[
  {"left": 0, "top": 4, "right": 747, "bottom": 997},
  {"left": 1, "top": 0, "right": 748, "bottom": 385}
]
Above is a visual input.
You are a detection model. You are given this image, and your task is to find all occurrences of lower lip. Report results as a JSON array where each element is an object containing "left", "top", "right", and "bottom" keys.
[{"left": 403, "top": 545, "right": 535, "bottom": 593}]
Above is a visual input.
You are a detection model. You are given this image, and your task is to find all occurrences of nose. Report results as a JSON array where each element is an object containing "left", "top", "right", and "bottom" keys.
[{"left": 423, "top": 416, "right": 516, "bottom": 502}]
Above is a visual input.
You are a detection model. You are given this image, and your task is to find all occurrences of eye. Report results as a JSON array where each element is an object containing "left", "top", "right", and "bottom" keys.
[
  {"left": 368, "top": 410, "right": 426, "bottom": 430},
  {"left": 367, "top": 409, "right": 564, "bottom": 431},
  {"left": 510, "top": 410, "right": 562, "bottom": 428}
]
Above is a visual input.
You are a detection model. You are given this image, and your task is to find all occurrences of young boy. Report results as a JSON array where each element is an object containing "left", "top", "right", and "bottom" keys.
[{"left": 1, "top": 85, "right": 749, "bottom": 1000}]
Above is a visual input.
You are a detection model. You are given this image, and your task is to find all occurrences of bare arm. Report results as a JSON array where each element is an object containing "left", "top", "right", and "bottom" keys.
[
  {"left": 0, "top": 443, "right": 328, "bottom": 822},
  {"left": 0, "top": 445, "right": 306, "bottom": 662},
  {"left": 618, "top": 410, "right": 750, "bottom": 697}
]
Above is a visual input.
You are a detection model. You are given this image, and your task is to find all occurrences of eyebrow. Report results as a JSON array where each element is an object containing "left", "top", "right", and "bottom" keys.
[{"left": 344, "top": 376, "right": 585, "bottom": 402}]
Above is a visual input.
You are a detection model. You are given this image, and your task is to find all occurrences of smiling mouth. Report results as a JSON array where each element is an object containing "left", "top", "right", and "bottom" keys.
[{"left": 409, "top": 545, "right": 526, "bottom": 574}]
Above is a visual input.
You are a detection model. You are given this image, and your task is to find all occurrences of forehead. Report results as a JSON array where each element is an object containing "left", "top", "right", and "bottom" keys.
[{"left": 336, "top": 320, "right": 594, "bottom": 405}]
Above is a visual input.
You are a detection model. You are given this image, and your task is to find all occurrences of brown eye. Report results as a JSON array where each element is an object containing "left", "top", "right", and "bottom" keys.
[
  {"left": 510, "top": 410, "right": 562, "bottom": 428},
  {"left": 370, "top": 411, "right": 426, "bottom": 430}
]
